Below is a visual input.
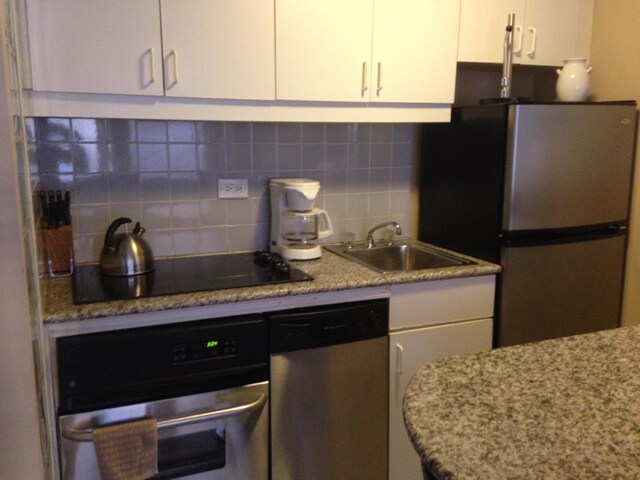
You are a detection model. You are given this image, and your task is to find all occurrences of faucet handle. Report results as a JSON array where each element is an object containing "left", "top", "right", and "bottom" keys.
[{"left": 342, "top": 232, "right": 355, "bottom": 250}]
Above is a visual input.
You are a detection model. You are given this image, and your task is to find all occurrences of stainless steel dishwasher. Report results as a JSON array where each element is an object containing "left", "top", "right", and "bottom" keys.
[{"left": 268, "top": 298, "right": 389, "bottom": 480}]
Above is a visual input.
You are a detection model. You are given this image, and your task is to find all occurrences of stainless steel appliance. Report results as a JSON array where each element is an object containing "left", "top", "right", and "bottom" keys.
[
  {"left": 269, "top": 178, "right": 333, "bottom": 260},
  {"left": 100, "top": 217, "right": 155, "bottom": 276},
  {"left": 419, "top": 101, "right": 637, "bottom": 347},
  {"left": 54, "top": 315, "right": 269, "bottom": 479},
  {"left": 73, "top": 250, "right": 312, "bottom": 304},
  {"left": 268, "top": 299, "right": 389, "bottom": 480}
]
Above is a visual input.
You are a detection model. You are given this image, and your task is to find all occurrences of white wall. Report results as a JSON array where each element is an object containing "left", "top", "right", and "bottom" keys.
[
  {"left": 590, "top": 0, "right": 640, "bottom": 327},
  {"left": 0, "top": 1, "right": 46, "bottom": 478}
]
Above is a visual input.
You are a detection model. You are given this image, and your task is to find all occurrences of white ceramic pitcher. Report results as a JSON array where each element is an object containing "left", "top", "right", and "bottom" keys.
[{"left": 556, "top": 58, "right": 592, "bottom": 102}]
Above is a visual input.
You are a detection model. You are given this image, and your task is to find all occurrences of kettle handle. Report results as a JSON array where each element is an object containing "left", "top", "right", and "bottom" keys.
[{"left": 103, "top": 217, "right": 132, "bottom": 252}]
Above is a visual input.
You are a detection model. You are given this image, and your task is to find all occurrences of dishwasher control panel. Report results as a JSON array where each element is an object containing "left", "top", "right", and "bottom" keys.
[{"left": 268, "top": 298, "right": 389, "bottom": 353}]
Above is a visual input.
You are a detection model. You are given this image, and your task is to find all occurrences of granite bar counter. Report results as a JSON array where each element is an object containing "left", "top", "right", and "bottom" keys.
[
  {"left": 403, "top": 325, "right": 640, "bottom": 480},
  {"left": 43, "top": 245, "right": 500, "bottom": 323}
]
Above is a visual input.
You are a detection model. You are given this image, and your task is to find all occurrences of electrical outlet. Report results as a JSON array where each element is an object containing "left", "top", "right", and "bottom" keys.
[{"left": 218, "top": 178, "right": 249, "bottom": 199}]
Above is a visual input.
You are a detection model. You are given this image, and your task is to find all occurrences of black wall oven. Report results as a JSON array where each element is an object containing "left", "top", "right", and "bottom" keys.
[{"left": 54, "top": 314, "right": 269, "bottom": 480}]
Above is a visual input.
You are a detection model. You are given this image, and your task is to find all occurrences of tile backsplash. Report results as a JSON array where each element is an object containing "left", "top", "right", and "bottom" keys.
[{"left": 28, "top": 118, "right": 419, "bottom": 264}]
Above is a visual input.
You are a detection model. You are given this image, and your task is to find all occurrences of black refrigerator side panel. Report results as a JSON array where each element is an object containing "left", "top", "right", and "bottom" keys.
[{"left": 419, "top": 105, "right": 508, "bottom": 263}]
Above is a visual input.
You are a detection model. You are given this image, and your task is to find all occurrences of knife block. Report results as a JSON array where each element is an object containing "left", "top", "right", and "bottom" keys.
[{"left": 41, "top": 224, "right": 73, "bottom": 275}]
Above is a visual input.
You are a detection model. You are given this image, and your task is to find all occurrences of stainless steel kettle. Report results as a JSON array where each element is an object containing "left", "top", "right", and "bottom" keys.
[{"left": 99, "top": 217, "right": 155, "bottom": 276}]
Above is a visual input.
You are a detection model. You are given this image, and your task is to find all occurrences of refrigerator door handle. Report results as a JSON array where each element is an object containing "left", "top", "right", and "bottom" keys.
[{"left": 502, "top": 223, "right": 628, "bottom": 248}]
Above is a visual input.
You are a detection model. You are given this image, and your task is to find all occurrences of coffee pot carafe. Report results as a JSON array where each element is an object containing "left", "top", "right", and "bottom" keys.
[
  {"left": 270, "top": 178, "right": 333, "bottom": 260},
  {"left": 282, "top": 210, "right": 333, "bottom": 244}
]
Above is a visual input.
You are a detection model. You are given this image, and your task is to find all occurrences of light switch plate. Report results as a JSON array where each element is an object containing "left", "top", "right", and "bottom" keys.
[{"left": 218, "top": 178, "right": 249, "bottom": 198}]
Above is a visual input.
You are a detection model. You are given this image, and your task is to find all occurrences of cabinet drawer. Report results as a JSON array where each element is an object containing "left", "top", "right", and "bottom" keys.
[{"left": 389, "top": 275, "right": 495, "bottom": 331}]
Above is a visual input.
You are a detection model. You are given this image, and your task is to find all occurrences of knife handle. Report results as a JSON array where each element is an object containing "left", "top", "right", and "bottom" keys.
[
  {"left": 47, "top": 190, "right": 57, "bottom": 229},
  {"left": 55, "top": 190, "right": 63, "bottom": 226},
  {"left": 39, "top": 190, "right": 49, "bottom": 229},
  {"left": 63, "top": 191, "right": 71, "bottom": 225}
]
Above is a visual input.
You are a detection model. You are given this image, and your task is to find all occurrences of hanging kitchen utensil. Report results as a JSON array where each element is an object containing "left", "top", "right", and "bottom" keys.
[{"left": 500, "top": 13, "right": 516, "bottom": 99}]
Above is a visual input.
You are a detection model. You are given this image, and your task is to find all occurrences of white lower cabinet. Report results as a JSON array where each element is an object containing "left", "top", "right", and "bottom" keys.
[
  {"left": 388, "top": 276, "right": 496, "bottom": 480},
  {"left": 388, "top": 319, "right": 493, "bottom": 480}
]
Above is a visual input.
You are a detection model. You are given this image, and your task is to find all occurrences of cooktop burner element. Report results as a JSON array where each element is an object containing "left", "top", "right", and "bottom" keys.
[{"left": 72, "top": 251, "right": 313, "bottom": 305}]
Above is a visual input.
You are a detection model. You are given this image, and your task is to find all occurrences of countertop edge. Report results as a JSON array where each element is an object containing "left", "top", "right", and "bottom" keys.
[
  {"left": 43, "top": 248, "right": 501, "bottom": 323},
  {"left": 402, "top": 324, "right": 640, "bottom": 480}
]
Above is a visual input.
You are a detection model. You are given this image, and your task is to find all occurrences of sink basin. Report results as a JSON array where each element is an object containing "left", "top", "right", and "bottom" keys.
[{"left": 324, "top": 239, "right": 472, "bottom": 273}]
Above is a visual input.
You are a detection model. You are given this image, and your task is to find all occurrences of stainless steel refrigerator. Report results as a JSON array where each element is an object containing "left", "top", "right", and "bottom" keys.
[{"left": 419, "top": 101, "right": 637, "bottom": 347}]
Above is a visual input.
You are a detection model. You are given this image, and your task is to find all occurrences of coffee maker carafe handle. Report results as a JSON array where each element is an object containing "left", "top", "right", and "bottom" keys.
[{"left": 315, "top": 209, "right": 334, "bottom": 239}]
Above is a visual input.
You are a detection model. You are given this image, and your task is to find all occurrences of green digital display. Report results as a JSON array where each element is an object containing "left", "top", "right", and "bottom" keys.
[{"left": 173, "top": 336, "right": 236, "bottom": 363}]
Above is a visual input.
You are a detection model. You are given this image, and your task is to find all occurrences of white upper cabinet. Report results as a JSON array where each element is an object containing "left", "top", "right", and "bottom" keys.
[
  {"left": 26, "top": 0, "right": 274, "bottom": 100},
  {"left": 26, "top": 0, "right": 163, "bottom": 95},
  {"left": 24, "top": 0, "right": 458, "bottom": 121},
  {"left": 275, "top": 0, "right": 373, "bottom": 102},
  {"left": 276, "top": 0, "right": 460, "bottom": 104},
  {"left": 458, "top": 0, "right": 594, "bottom": 66},
  {"left": 160, "top": 0, "right": 275, "bottom": 100},
  {"left": 371, "top": 0, "right": 459, "bottom": 103}
]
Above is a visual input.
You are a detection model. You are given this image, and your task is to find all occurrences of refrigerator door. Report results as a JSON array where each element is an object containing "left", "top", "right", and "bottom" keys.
[
  {"left": 497, "top": 234, "right": 625, "bottom": 347},
  {"left": 503, "top": 104, "right": 636, "bottom": 231}
]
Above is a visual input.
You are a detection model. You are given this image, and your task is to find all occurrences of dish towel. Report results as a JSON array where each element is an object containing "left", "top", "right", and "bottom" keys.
[{"left": 93, "top": 418, "right": 158, "bottom": 480}]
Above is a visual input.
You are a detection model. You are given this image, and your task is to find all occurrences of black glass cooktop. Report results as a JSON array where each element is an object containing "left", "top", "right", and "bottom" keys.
[{"left": 72, "top": 251, "right": 313, "bottom": 305}]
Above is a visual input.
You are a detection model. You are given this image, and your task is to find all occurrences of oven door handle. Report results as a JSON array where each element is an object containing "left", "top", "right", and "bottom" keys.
[{"left": 62, "top": 393, "right": 267, "bottom": 443}]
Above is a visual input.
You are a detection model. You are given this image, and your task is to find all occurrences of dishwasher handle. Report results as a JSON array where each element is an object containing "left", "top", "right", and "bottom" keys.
[
  {"left": 62, "top": 394, "right": 267, "bottom": 443},
  {"left": 269, "top": 298, "right": 389, "bottom": 353}
]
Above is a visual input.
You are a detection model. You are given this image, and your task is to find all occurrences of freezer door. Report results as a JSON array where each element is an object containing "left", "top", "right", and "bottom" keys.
[
  {"left": 497, "top": 234, "right": 625, "bottom": 347},
  {"left": 503, "top": 104, "right": 636, "bottom": 231}
]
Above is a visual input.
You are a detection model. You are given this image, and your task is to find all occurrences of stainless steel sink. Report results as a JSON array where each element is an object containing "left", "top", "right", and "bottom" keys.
[{"left": 324, "top": 238, "right": 472, "bottom": 273}]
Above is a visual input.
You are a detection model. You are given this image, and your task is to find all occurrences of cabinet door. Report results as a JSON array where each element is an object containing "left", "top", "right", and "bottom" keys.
[
  {"left": 516, "top": 0, "right": 587, "bottom": 66},
  {"left": 458, "top": 0, "right": 526, "bottom": 63},
  {"left": 161, "top": 0, "right": 275, "bottom": 100},
  {"left": 389, "top": 319, "right": 493, "bottom": 480},
  {"left": 372, "top": 0, "right": 459, "bottom": 103},
  {"left": 459, "top": 0, "right": 593, "bottom": 67},
  {"left": 26, "top": 0, "right": 163, "bottom": 95},
  {"left": 276, "top": 0, "right": 373, "bottom": 102}
]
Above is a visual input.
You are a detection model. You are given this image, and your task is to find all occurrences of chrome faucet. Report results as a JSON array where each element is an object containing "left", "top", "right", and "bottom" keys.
[{"left": 366, "top": 221, "right": 402, "bottom": 248}]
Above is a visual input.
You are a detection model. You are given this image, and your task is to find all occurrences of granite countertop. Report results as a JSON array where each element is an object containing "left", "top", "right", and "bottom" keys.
[
  {"left": 403, "top": 325, "right": 640, "bottom": 480},
  {"left": 43, "top": 245, "right": 500, "bottom": 323}
]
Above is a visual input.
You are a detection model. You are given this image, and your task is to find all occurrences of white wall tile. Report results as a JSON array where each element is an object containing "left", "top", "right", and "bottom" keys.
[
  {"left": 31, "top": 119, "right": 419, "bottom": 262},
  {"left": 171, "top": 201, "right": 201, "bottom": 229}
]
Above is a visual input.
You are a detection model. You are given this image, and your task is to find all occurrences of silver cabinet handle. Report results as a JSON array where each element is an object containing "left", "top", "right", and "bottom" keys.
[
  {"left": 526, "top": 27, "right": 537, "bottom": 57},
  {"left": 62, "top": 394, "right": 267, "bottom": 442},
  {"left": 167, "top": 49, "right": 179, "bottom": 87},
  {"left": 361, "top": 61, "right": 369, "bottom": 97},
  {"left": 145, "top": 47, "right": 155, "bottom": 85},
  {"left": 395, "top": 343, "right": 404, "bottom": 374},
  {"left": 513, "top": 25, "right": 523, "bottom": 55},
  {"left": 376, "top": 62, "right": 383, "bottom": 96}
]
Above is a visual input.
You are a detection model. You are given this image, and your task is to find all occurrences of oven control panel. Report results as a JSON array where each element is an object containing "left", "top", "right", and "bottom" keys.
[
  {"left": 56, "top": 314, "right": 267, "bottom": 414},
  {"left": 172, "top": 337, "right": 238, "bottom": 364}
]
